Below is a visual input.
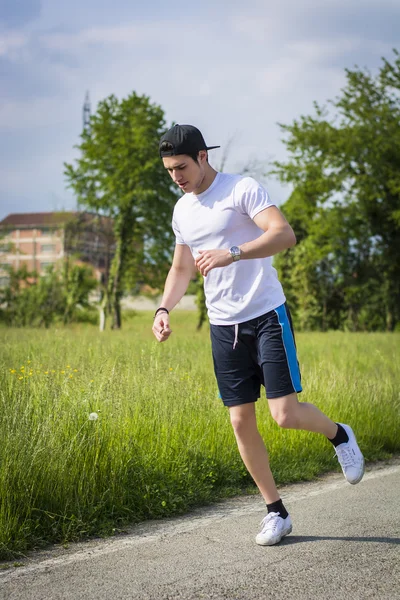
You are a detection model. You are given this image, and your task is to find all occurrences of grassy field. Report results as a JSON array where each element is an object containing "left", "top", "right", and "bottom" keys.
[{"left": 1, "top": 312, "right": 399, "bottom": 559}]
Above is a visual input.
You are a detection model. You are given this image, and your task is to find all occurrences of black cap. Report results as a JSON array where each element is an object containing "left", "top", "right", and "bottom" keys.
[{"left": 159, "top": 124, "right": 220, "bottom": 157}]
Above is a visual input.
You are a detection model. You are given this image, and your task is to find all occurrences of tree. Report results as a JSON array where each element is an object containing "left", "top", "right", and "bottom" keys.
[
  {"left": 272, "top": 50, "right": 400, "bottom": 331},
  {"left": 64, "top": 93, "right": 178, "bottom": 329}
]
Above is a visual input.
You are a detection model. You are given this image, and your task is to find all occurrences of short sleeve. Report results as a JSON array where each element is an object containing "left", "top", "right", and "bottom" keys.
[
  {"left": 234, "top": 177, "right": 274, "bottom": 219},
  {"left": 172, "top": 213, "right": 186, "bottom": 245}
]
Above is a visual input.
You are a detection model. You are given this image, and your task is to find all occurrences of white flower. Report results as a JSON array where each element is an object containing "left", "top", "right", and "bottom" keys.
[{"left": 89, "top": 412, "right": 99, "bottom": 421}]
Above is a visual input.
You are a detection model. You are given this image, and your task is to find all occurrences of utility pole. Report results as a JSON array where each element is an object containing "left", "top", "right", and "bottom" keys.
[{"left": 83, "top": 91, "right": 91, "bottom": 132}]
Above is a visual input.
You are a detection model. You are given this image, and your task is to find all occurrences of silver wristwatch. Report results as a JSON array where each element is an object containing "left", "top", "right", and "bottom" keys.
[{"left": 229, "top": 246, "right": 241, "bottom": 262}]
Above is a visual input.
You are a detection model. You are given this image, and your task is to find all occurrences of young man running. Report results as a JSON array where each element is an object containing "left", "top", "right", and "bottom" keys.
[{"left": 152, "top": 124, "right": 365, "bottom": 546}]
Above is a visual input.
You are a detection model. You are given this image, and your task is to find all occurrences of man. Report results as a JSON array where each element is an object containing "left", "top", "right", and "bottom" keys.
[{"left": 152, "top": 124, "right": 364, "bottom": 546}]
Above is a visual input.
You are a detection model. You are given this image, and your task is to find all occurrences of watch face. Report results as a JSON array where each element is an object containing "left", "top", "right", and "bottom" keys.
[{"left": 230, "top": 246, "right": 241, "bottom": 261}]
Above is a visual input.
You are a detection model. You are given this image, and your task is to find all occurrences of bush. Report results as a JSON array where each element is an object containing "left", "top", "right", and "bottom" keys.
[{"left": 0, "top": 263, "right": 98, "bottom": 327}]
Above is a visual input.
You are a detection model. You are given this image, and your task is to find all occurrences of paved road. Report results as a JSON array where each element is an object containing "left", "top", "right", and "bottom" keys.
[{"left": 1, "top": 461, "right": 399, "bottom": 600}]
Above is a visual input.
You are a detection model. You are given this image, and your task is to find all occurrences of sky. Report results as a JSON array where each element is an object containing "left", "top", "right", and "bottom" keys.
[{"left": 1, "top": 0, "right": 400, "bottom": 221}]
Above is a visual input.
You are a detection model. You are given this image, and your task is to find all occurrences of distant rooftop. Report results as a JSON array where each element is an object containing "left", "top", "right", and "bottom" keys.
[{"left": 0, "top": 212, "right": 113, "bottom": 228}]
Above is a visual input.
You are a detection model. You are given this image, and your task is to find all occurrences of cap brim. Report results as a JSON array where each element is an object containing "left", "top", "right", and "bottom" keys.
[{"left": 206, "top": 146, "right": 220, "bottom": 150}]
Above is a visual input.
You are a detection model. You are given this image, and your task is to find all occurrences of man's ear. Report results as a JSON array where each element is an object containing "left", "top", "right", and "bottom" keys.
[{"left": 198, "top": 150, "right": 208, "bottom": 164}]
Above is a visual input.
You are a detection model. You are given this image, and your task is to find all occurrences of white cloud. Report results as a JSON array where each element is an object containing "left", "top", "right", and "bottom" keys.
[
  {"left": 0, "top": 31, "right": 29, "bottom": 57},
  {"left": 40, "top": 24, "right": 165, "bottom": 52}
]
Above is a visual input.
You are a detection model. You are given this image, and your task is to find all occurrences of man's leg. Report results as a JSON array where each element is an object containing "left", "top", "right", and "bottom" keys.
[
  {"left": 267, "top": 392, "right": 337, "bottom": 437},
  {"left": 259, "top": 304, "right": 364, "bottom": 485},
  {"left": 229, "top": 402, "right": 279, "bottom": 504},
  {"left": 229, "top": 401, "right": 293, "bottom": 546},
  {"left": 268, "top": 392, "right": 365, "bottom": 485}
]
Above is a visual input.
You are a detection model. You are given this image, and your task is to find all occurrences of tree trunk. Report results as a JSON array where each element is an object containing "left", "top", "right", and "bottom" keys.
[
  {"left": 196, "top": 275, "right": 207, "bottom": 330},
  {"left": 112, "top": 294, "right": 122, "bottom": 329},
  {"left": 108, "top": 234, "right": 123, "bottom": 330},
  {"left": 99, "top": 303, "right": 106, "bottom": 332}
]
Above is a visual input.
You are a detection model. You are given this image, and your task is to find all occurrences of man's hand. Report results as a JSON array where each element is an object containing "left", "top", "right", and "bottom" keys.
[
  {"left": 195, "top": 249, "right": 233, "bottom": 276},
  {"left": 152, "top": 312, "right": 172, "bottom": 342}
]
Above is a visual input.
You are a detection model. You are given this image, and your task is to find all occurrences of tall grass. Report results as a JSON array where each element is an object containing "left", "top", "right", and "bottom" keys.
[{"left": 1, "top": 313, "right": 399, "bottom": 559}]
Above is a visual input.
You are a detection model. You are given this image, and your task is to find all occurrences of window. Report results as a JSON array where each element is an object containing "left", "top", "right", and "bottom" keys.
[
  {"left": 40, "top": 262, "right": 54, "bottom": 271},
  {"left": 41, "top": 244, "right": 56, "bottom": 253}
]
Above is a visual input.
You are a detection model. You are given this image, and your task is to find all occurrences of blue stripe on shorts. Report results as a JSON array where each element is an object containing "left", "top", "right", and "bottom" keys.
[{"left": 274, "top": 304, "right": 302, "bottom": 393}]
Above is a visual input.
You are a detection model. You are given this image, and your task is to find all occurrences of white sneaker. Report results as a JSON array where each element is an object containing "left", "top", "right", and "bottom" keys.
[
  {"left": 334, "top": 423, "right": 365, "bottom": 484},
  {"left": 255, "top": 512, "right": 292, "bottom": 546}
]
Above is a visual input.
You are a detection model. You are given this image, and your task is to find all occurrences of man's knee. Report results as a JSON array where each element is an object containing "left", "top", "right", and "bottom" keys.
[
  {"left": 229, "top": 406, "right": 257, "bottom": 437},
  {"left": 269, "top": 397, "right": 300, "bottom": 429},
  {"left": 271, "top": 410, "right": 297, "bottom": 429}
]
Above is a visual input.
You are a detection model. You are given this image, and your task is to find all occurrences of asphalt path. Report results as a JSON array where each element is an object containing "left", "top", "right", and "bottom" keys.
[{"left": 1, "top": 460, "right": 399, "bottom": 600}]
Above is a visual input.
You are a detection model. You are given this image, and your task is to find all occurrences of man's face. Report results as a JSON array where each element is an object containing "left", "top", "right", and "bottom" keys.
[{"left": 162, "top": 152, "right": 206, "bottom": 194}]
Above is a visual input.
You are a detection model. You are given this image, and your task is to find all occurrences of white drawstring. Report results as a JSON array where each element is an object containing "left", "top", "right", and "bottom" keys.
[{"left": 233, "top": 323, "right": 239, "bottom": 349}]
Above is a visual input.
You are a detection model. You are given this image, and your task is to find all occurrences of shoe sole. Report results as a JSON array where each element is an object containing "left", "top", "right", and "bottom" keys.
[
  {"left": 348, "top": 456, "right": 365, "bottom": 485},
  {"left": 256, "top": 524, "right": 293, "bottom": 546}
]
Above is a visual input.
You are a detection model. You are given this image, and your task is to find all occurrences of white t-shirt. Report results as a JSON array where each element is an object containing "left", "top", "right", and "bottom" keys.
[{"left": 172, "top": 172, "right": 286, "bottom": 325}]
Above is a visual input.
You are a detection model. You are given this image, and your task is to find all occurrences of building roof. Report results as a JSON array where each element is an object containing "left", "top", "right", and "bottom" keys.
[
  {"left": 0, "top": 212, "right": 77, "bottom": 228},
  {"left": 0, "top": 211, "right": 113, "bottom": 229}
]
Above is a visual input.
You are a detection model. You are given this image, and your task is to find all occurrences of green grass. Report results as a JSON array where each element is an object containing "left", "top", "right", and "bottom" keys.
[{"left": 1, "top": 313, "right": 399, "bottom": 559}]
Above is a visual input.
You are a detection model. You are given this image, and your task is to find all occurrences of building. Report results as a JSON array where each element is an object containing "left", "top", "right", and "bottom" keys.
[{"left": 0, "top": 211, "right": 114, "bottom": 286}]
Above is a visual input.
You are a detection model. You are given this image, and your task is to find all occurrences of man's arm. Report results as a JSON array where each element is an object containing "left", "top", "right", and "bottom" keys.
[
  {"left": 239, "top": 205, "right": 296, "bottom": 259},
  {"left": 152, "top": 244, "right": 195, "bottom": 342},
  {"left": 194, "top": 206, "right": 296, "bottom": 276}
]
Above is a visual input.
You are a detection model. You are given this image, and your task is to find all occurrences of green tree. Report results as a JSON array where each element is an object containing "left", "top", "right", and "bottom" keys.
[
  {"left": 64, "top": 92, "right": 178, "bottom": 330},
  {"left": 273, "top": 50, "right": 400, "bottom": 331}
]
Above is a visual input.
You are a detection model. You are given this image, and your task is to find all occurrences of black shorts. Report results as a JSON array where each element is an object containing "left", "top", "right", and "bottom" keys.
[{"left": 210, "top": 303, "right": 302, "bottom": 407}]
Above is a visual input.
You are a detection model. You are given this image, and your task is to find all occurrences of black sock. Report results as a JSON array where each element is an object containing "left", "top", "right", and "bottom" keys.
[
  {"left": 328, "top": 423, "right": 349, "bottom": 447},
  {"left": 266, "top": 499, "right": 288, "bottom": 519}
]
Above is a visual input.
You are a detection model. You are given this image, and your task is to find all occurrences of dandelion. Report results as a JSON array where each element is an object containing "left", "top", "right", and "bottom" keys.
[
  {"left": 89, "top": 412, "right": 98, "bottom": 421},
  {"left": 66, "top": 365, "right": 71, "bottom": 369},
  {"left": 90, "top": 379, "right": 94, "bottom": 383},
  {"left": 27, "top": 360, "right": 31, "bottom": 364},
  {"left": 61, "top": 370, "right": 65, "bottom": 374},
  {"left": 10, "top": 369, "right": 16, "bottom": 374},
  {"left": 18, "top": 376, "right": 23, "bottom": 380},
  {"left": 169, "top": 368, "right": 173, "bottom": 371},
  {"left": 44, "top": 371, "right": 49, "bottom": 375},
  {"left": 69, "top": 375, "right": 73, "bottom": 379},
  {"left": 73, "top": 369, "right": 78, "bottom": 372},
  {"left": 51, "top": 370, "right": 56, "bottom": 373}
]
